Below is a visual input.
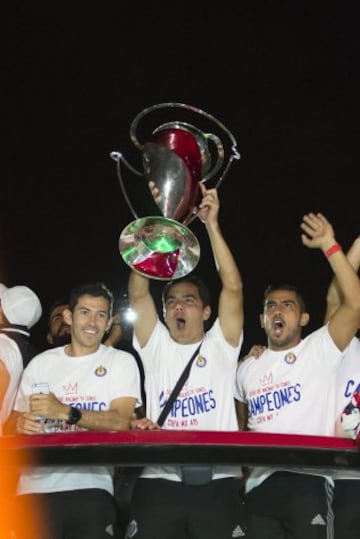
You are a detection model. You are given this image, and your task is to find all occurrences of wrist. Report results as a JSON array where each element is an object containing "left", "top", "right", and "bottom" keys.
[
  {"left": 66, "top": 406, "right": 82, "bottom": 425},
  {"left": 325, "top": 243, "right": 342, "bottom": 258}
]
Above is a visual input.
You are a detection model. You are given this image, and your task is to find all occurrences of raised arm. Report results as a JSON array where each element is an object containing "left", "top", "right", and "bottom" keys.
[
  {"left": 128, "top": 270, "right": 158, "bottom": 348},
  {"left": 324, "top": 235, "right": 360, "bottom": 324},
  {"left": 301, "top": 214, "right": 360, "bottom": 351},
  {"left": 197, "top": 183, "right": 244, "bottom": 347}
]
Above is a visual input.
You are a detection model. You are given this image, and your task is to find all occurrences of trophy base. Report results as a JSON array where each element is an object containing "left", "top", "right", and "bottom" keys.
[{"left": 119, "top": 216, "right": 200, "bottom": 280}]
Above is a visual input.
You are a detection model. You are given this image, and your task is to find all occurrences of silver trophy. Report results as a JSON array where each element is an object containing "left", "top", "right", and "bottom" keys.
[{"left": 110, "top": 102, "right": 240, "bottom": 280}]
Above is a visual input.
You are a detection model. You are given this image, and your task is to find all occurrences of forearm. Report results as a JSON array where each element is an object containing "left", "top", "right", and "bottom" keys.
[
  {"left": 324, "top": 279, "right": 342, "bottom": 323},
  {"left": 206, "top": 220, "right": 244, "bottom": 345},
  {"left": 205, "top": 221, "right": 242, "bottom": 291},
  {"left": 11, "top": 408, "right": 132, "bottom": 434},
  {"left": 324, "top": 236, "right": 360, "bottom": 323},
  {"left": 75, "top": 408, "right": 132, "bottom": 431},
  {"left": 128, "top": 270, "right": 149, "bottom": 303},
  {"left": 324, "top": 242, "right": 360, "bottom": 312},
  {"left": 30, "top": 394, "right": 136, "bottom": 432},
  {"left": 346, "top": 236, "right": 360, "bottom": 270},
  {"left": 128, "top": 270, "right": 157, "bottom": 346},
  {"left": 235, "top": 400, "right": 248, "bottom": 431}
]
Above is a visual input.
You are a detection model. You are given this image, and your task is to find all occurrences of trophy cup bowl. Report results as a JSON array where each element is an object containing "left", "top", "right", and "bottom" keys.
[
  {"left": 111, "top": 103, "right": 240, "bottom": 280},
  {"left": 119, "top": 216, "right": 200, "bottom": 280}
]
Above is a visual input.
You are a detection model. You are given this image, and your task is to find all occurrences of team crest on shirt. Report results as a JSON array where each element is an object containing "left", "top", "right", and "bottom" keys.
[
  {"left": 94, "top": 365, "right": 107, "bottom": 377},
  {"left": 284, "top": 352, "right": 297, "bottom": 364},
  {"left": 196, "top": 355, "right": 207, "bottom": 368}
]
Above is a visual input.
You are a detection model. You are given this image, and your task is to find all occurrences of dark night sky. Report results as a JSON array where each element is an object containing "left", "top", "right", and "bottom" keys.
[{"left": 3, "top": 3, "right": 359, "bottom": 351}]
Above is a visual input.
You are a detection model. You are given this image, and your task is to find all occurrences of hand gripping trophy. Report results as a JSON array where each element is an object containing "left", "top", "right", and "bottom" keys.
[{"left": 110, "top": 102, "right": 240, "bottom": 280}]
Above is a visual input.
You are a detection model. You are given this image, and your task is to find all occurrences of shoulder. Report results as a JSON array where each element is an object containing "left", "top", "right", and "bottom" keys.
[
  {"left": 103, "top": 345, "right": 140, "bottom": 364},
  {"left": 236, "top": 354, "right": 258, "bottom": 377},
  {"left": 25, "top": 346, "right": 62, "bottom": 366},
  {"left": 134, "top": 319, "right": 169, "bottom": 350},
  {"left": 206, "top": 318, "right": 240, "bottom": 345},
  {"left": 237, "top": 352, "right": 261, "bottom": 367},
  {"left": 301, "top": 325, "right": 338, "bottom": 350},
  {"left": 0, "top": 335, "right": 22, "bottom": 370},
  {"left": 342, "top": 336, "right": 360, "bottom": 358},
  {"left": 205, "top": 318, "right": 244, "bottom": 356},
  {"left": 0, "top": 333, "right": 19, "bottom": 352},
  {"left": 348, "top": 336, "right": 360, "bottom": 351}
]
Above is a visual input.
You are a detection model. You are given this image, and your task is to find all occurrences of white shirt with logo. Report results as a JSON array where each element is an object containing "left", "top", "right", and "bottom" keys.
[
  {"left": 14, "top": 344, "right": 142, "bottom": 495},
  {"left": 235, "top": 325, "right": 341, "bottom": 492},
  {"left": 333, "top": 336, "right": 360, "bottom": 480},
  {"left": 133, "top": 318, "right": 243, "bottom": 480}
]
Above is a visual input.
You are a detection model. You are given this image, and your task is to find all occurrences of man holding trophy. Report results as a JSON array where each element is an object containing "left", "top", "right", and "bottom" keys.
[
  {"left": 111, "top": 103, "right": 245, "bottom": 538},
  {"left": 126, "top": 182, "right": 245, "bottom": 539}
]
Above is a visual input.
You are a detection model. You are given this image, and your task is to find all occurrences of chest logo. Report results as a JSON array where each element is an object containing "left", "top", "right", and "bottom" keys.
[
  {"left": 196, "top": 355, "right": 207, "bottom": 368},
  {"left": 95, "top": 365, "right": 107, "bottom": 377},
  {"left": 284, "top": 352, "right": 297, "bottom": 364}
]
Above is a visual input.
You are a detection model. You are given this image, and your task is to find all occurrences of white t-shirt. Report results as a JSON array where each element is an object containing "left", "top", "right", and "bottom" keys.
[
  {"left": 0, "top": 334, "right": 23, "bottom": 434},
  {"left": 133, "top": 318, "right": 243, "bottom": 480},
  {"left": 333, "top": 336, "right": 360, "bottom": 479},
  {"left": 235, "top": 325, "right": 341, "bottom": 493},
  {"left": 14, "top": 344, "right": 142, "bottom": 495}
]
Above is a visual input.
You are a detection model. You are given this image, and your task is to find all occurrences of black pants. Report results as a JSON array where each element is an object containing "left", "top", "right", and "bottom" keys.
[
  {"left": 333, "top": 479, "right": 360, "bottom": 539},
  {"left": 125, "top": 477, "right": 246, "bottom": 539},
  {"left": 14, "top": 488, "right": 117, "bottom": 539},
  {"left": 244, "top": 472, "right": 334, "bottom": 539}
]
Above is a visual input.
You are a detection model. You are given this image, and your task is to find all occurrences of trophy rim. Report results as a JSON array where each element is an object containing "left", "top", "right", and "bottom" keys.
[{"left": 119, "top": 215, "right": 200, "bottom": 281}]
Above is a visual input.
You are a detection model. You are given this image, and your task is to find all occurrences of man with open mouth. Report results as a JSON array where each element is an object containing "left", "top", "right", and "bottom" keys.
[{"left": 127, "top": 182, "right": 245, "bottom": 539}]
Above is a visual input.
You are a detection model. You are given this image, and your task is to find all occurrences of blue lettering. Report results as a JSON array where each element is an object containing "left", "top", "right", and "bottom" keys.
[
  {"left": 250, "top": 396, "right": 265, "bottom": 416},
  {"left": 168, "top": 390, "right": 217, "bottom": 418},
  {"left": 78, "top": 401, "right": 107, "bottom": 411},
  {"left": 259, "top": 394, "right": 267, "bottom": 410},
  {"left": 249, "top": 384, "right": 302, "bottom": 417},
  {"left": 265, "top": 392, "right": 274, "bottom": 411},
  {"left": 186, "top": 396, "right": 196, "bottom": 415},
  {"left": 344, "top": 380, "right": 360, "bottom": 399}
]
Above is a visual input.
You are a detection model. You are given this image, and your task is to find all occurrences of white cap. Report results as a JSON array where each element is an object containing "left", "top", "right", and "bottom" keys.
[{"left": 0, "top": 283, "right": 42, "bottom": 329}]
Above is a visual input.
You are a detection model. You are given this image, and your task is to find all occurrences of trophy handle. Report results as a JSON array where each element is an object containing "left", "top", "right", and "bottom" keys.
[
  {"left": 202, "top": 132, "right": 224, "bottom": 182},
  {"left": 129, "top": 102, "right": 240, "bottom": 164},
  {"left": 110, "top": 151, "right": 143, "bottom": 220},
  {"left": 129, "top": 100, "right": 241, "bottom": 195},
  {"left": 116, "top": 103, "right": 241, "bottom": 228}
]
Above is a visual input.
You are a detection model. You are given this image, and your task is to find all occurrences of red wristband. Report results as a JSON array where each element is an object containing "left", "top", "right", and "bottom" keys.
[{"left": 325, "top": 243, "right": 342, "bottom": 258}]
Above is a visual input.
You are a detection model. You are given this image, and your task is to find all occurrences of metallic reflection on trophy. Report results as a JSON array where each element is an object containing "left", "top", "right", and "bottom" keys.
[{"left": 110, "top": 103, "right": 240, "bottom": 280}]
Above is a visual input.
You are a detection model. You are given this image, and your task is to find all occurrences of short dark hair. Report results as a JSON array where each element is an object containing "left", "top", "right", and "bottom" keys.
[
  {"left": 263, "top": 284, "right": 306, "bottom": 313},
  {"left": 162, "top": 274, "right": 211, "bottom": 307},
  {"left": 68, "top": 282, "right": 114, "bottom": 316}
]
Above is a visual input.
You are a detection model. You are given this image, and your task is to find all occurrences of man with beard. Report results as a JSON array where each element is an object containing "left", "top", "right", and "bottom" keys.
[{"left": 235, "top": 213, "right": 360, "bottom": 539}]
